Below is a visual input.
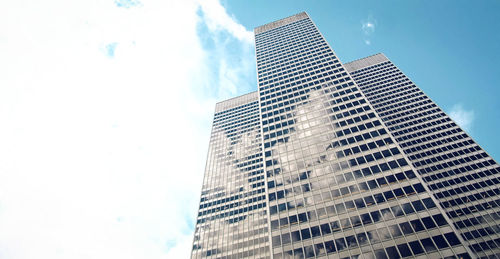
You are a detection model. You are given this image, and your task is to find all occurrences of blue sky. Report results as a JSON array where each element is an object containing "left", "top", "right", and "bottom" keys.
[{"left": 1, "top": 1, "right": 499, "bottom": 258}]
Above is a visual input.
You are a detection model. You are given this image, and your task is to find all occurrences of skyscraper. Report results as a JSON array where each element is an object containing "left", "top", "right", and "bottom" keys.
[{"left": 191, "top": 12, "right": 499, "bottom": 259}]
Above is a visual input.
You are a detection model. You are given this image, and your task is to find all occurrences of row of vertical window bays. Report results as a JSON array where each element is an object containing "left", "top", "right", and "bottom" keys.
[
  {"left": 260, "top": 77, "right": 354, "bottom": 110},
  {"left": 193, "top": 238, "right": 269, "bottom": 259},
  {"left": 377, "top": 98, "right": 434, "bottom": 123},
  {"left": 438, "top": 176, "right": 500, "bottom": 209},
  {"left": 424, "top": 163, "right": 499, "bottom": 188},
  {"left": 213, "top": 101, "right": 258, "bottom": 122},
  {"left": 264, "top": 129, "right": 396, "bottom": 181},
  {"left": 212, "top": 143, "right": 261, "bottom": 159},
  {"left": 258, "top": 58, "right": 343, "bottom": 92},
  {"left": 416, "top": 150, "right": 492, "bottom": 176},
  {"left": 257, "top": 42, "right": 331, "bottom": 77},
  {"left": 263, "top": 121, "right": 387, "bottom": 161},
  {"left": 257, "top": 39, "right": 330, "bottom": 70},
  {"left": 257, "top": 50, "right": 337, "bottom": 83},
  {"left": 396, "top": 121, "right": 459, "bottom": 148},
  {"left": 271, "top": 210, "right": 452, "bottom": 252},
  {"left": 360, "top": 78, "right": 418, "bottom": 102},
  {"left": 447, "top": 193, "right": 500, "bottom": 220},
  {"left": 205, "top": 157, "right": 263, "bottom": 174},
  {"left": 400, "top": 122, "right": 464, "bottom": 153},
  {"left": 196, "top": 202, "right": 267, "bottom": 224},
  {"left": 194, "top": 217, "right": 267, "bottom": 237},
  {"left": 211, "top": 112, "right": 259, "bottom": 132},
  {"left": 260, "top": 81, "right": 358, "bottom": 123},
  {"left": 396, "top": 123, "right": 460, "bottom": 155},
  {"left": 200, "top": 186, "right": 266, "bottom": 207},
  {"left": 193, "top": 226, "right": 268, "bottom": 244},
  {"left": 388, "top": 110, "right": 446, "bottom": 133},
  {"left": 199, "top": 182, "right": 265, "bottom": 202},
  {"left": 357, "top": 74, "right": 413, "bottom": 101},
  {"left": 349, "top": 61, "right": 393, "bottom": 82},
  {"left": 257, "top": 35, "right": 324, "bottom": 62},
  {"left": 208, "top": 153, "right": 263, "bottom": 169},
  {"left": 198, "top": 194, "right": 266, "bottom": 216},
  {"left": 259, "top": 63, "right": 346, "bottom": 99},
  {"left": 411, "top": 137, "right": 479, "bottom": 168},
  {"left": 424, "top": 160, "right": 498, "bottom": 195},
  {"left": 262, "top": 85, "right": 364, "bottom": 128},
  {"left": 273, "top": 232, "right": 467, "bottom": 259},
  {"left": 202, "top": 163, "right": 264, "bottom": 184},
  {"left": 468, "top": 237, "right": 500, "bottom": 256},
  {"left": 258, "top": 61, "right": 343, "bottom": 94},
  {"left": 261, "top": 81, "right": 358, "bottom": 117},
  {"left": 257, "top": 36, "right": 327, "bottom": 69},
  {"left": 269, "top": 178, "right": 426, "bottom": 219},
  {"left": 268, "top": 167, "right": 417, "bottom": 205},
  {"left": 267, "top": 145, "right": 406, "bottom": 187},
  {"left": 350, "top": 62, "right": 402, "bottom": 86},
  {"left": 256, "top": 52, "right": 338, "bottom": 85},
  {"left": 354, "top": 69, "right": 406, "bottom": 91},
  {"left": 368, "top": 84, "right": 421, "bottom": 109},
  {"left": 266, "top": 138, "right": 406, "bottom": 179},
  {"left": 267, "top": 134, "right": 395, "bottom": 166},
  {"left": 393, "top": 117, "right": 452, "bottom": 139},
  {"left": 369, "top": 89, "right": 428, "bottom": 115},
  {"left": 458, "top": 214, "right": 500, "bottom": 241},
  {"left": 265, "top": 109, "right": 381, "bottom": 150},
  {"left": 255, "top": 19, "right": 314, "bottom": 51},
  {"left": 192, "top": 232, "right": 268, "bottom": 254},
  {"left": 263, "top": 108, "right": 376, "bottom": 142},
  {"left": 270, "top": 197, "right": 443, "bottom": 235},
  {"left": 201, "top": 179, "right": 267, "bottom": 205},
  {"left": 381, "top": 104, "right": 439, "bottom": 127},
  {"left": 363, "top": 82, "right": 420, "bottom": 112},
  {"left": 254, "top": 18, "right": 312, "bottom": 46},
  {"left": 412, "top": 143, "right": 482, "bottom": 168}
]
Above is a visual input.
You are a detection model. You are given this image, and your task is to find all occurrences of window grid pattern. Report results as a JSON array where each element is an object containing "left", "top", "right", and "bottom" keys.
[
  {"left": 347, "top": 53, "right": 500, "bottom": 259},
  {"left": 255, "top": 13, "right": 471, "bottom": 259},
  {"left": 192, "top": 92, "right": 270, "bottom": 259}
]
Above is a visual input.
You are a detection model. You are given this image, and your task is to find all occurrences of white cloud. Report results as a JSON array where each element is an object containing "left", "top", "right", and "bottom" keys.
[
  {"left": 449, "top": 104, "right": 475, "bottom": 132},
  {"left": 361, "top": 16, "right": 376, "bottom": 45},
  {"left": 0, "top": 0, "right": 253, "bottom": 258},
  {"left": 362, "top": 22, "right": 375, "bottom": 35}
]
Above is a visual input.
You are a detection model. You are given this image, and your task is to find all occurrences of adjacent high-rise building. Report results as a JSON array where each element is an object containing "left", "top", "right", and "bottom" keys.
[{"left": 191, "top": 12, "right": 499, "bottom": 259}]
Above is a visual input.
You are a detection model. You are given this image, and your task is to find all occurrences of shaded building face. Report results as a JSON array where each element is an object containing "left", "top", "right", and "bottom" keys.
[
  {"left": 346, "top": 54, "right": 500, "bottom": 259},
  {"left": 191, "top": 12, "right": 499, "bottom": 259}
]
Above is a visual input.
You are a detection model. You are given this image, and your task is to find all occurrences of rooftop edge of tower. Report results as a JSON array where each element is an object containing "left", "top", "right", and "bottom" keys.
[
  {"left": 214, "top": 91, "right": 259, "bottom": 113},
  {"left": 254, "top": 12, "right": 309, "bottom": 35},
  {"left": 344, "top": 53, "right": 389, "bottom": 72}
]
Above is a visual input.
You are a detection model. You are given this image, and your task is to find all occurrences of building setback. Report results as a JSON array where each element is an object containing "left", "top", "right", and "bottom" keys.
[{"left": 191, "top": 12, "right": 499, "bottom": 259}]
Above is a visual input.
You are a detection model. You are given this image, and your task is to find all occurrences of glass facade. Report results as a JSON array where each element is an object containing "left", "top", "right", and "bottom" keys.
[
  {"left": 192, "top": 12, "right": 497, "bottom": 259},
  {"left": 191, "top": 92, "right": 271, "bottom": 259},
  {"left": 346, "top": 53, "right": 500, "bottom": 259}
]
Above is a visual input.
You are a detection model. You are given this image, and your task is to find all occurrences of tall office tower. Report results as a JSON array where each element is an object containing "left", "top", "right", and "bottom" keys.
[
  {"left": 192, "top": 12, "right": 496, "bottom": 259},
  {"left": 191, "top": 92, "right": 271, "bottom": 259},
  {"left": 345, "top": 54, "right": 500, "bottom": 259}
]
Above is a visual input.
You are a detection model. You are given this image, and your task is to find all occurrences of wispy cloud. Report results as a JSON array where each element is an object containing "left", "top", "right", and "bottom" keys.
[
  {"left": 361, "top": 16, "right": 376, "bottom": 45},
  {"left": 449, "top": 104, "right": 475, "bottom": 132},
  {"left": 0, "top": 0, "right": 254, "bottom": 258},
  {"left": 114, "top": 0, "right": 143, "bottom": 8},
  {"left": 104, "top": 42, "right": 118, "bottom": 58}
]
